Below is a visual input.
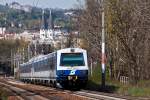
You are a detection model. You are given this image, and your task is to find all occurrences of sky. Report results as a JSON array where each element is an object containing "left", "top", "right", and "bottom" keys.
[{"left": 0, "top": 0, "right": 84, "bottom": 9}]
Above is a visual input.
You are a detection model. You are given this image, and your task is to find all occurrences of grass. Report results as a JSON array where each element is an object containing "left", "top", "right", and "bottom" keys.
[
  {"left": 128, "top": 87, "right": 150, "bottom": 97},
  {"left": 0, "top": 86, "right": 8, "bottom": 100},
  {"left": 85, "top": 64, "right": 119, "bottom": 92},
  {"left": 86, "top": 64, "right": 150, "bottom": 97},
  {"left": 116, "top": 81, "right": 150, "bottom": 97}
]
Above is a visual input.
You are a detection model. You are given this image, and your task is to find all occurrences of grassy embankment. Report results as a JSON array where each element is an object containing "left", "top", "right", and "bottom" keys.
[{"left": 86, "top": 64, "right": 150, "bottom": 97}]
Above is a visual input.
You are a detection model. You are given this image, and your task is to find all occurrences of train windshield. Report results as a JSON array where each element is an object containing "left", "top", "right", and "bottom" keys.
[{"left": 60, "top": 53, "right": 85, "bottom": 66}]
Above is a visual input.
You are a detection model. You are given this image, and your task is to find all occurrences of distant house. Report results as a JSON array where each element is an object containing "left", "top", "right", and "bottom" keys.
[
  {"left": 0, "top": 27, "right": 6, "bottom": 39},
  {"left": 22, "top": 5, "right": 32, "bottom": 12},
  {"left": 9, "top": 2, "right": 22, "bottom": 10},
  {"left": 9, "top": 2, "right": 32, "bottom": 12},
  {"left": 0, "top": 27, "right": 6, "bottom": 35}
]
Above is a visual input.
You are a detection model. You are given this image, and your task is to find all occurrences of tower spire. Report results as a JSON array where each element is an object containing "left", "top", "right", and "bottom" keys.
[
  {"left": 41, "top": 9, "right": 45, "bottom": 29},
  {"left": 49, "top": 9, "right": 53, "bottom": 29}
]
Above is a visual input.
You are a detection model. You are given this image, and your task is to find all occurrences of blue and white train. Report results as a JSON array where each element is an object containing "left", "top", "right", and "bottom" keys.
[{"left": 19, "top": 48, "right": 88, "bottom": 88}]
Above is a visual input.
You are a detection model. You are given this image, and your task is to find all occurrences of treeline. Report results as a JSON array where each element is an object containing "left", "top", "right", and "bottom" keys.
[
  {"left": 0, "top": 39, "right": 55, "bottom": 75},
  {"left": 0, "top": 5, "right": 42, "bottom": 32},
  {"left": 0, "top": 39, "right": 28, "bottom": 75},
  {"left": 0, "top": 39, "right": 27, "bottom": 62},
  {"left": 78, "top": 0, "right": 150, "bottom": 84},
  {"left": 0, "top": 39, "right": 54, "bottom": 62}
]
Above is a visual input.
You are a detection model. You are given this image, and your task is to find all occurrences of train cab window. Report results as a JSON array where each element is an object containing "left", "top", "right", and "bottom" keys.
[{"left": 60, "top": 53, "right": 85, "bottom": 66}]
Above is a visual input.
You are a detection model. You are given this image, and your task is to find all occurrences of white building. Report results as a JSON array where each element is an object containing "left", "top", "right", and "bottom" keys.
[
  {"left": 40, "top": 29, "right": 54, "bottom": 40},
  {"left": 39, "top": 28, "right": 69, "bottom": 49},
  {"left": 9, "top": 2, "right": 22, "bottom": 10},
  {"left": 22, "top": 5, "right": 32, "bottom": 12},
  {"left": 0, "top": 27, "right": 6, "bottom": 35}
]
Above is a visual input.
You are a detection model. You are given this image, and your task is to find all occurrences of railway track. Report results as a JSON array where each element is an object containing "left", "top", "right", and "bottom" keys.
[
  {"left": 1, "top": 78, "right": 149, "bottom": 100},
  {"left": 73, "top": 91, "right": 126, "bottom": 100},
  {"left": 0, "top": 78, "right": 87, "bottom": 100},
  {"left": 0, "top": 82, "right": 49, "bottom": 100},
  {"left": 7, "top": 80, "right": 125, "bottom": 100}
]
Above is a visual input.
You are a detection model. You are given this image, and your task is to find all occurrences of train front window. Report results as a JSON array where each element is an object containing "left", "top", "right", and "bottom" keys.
[{"left": 60, "top": 53, "right": 84, "bottom": 66}]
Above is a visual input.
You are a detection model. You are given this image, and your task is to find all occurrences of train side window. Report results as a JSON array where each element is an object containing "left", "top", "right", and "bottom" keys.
[
  {"left": 45, "top": 59, "right": 49, "bottom": 70},
  {"left": 44, "top": 59, "right": 47, "bottom": 69},
  {"left": 36, "top": 61, "right": 40, "bottom": 72},
  {"left": 54, "top": 56, "right": 56, "bottom": 68},
  {"left": 43, "top": 60, "right": 45, "bottom": 71},
  {"left": 35, "top": 62, "right": 37, "bottom": 70},
  {"left": 48, "top": 59, "right": 50, "bottom": 69},
  {"left": 39, "top": 62, "right": 41, "bottom": 71},
  {"left": 34, "top": 63, "right": 36, "bottom": 71},
  {"left": 51, "top": 57, "right": 55, "bottom": 69},
  {"left": 25, "top": 65, "right": 27, "bottom": 73},
  {"left": 37, "top": 61, "right": 40, "bottom": 71},
  {"left": 49, "top": 57, "right": 53, "bottom": 69},
  {"left": 44, "top": 59, "right": 47, "bottom": 70},
  {"left": 41, "top": 61, "right": 43, "bottom": 70},
  {"left": 39, "top": 61, "right": 42, "bottom": 71},
  {"left": 40, "top": 60, "right": 43, "bottom": 70}
]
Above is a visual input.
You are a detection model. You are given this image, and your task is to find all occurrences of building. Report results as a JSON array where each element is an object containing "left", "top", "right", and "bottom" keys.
[
  {"left": 0, "top": 27, "right": 6, "bottom": 35},
  {"left": 0, "top": 27, "right": 6, "bottom": 39},
  {"left": 9, "top": 2, "right": 22, "bottom": 10},
  {"left": 9, "top": 2, "right": 32, "bottom": 12}
]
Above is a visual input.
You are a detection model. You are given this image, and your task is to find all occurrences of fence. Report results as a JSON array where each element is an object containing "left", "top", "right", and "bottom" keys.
[{"left": 120, "top": 76, "right": 129, "bottom": 84}]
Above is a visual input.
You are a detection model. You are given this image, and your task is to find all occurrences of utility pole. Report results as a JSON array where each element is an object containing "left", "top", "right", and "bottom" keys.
[
  {"left": 61, "top": 33, "right": 63, "bottom": 49},
  {"left": 35, "top": 43, "right": 37, "bottom": 56},
  {"left": 28, "top": 44, "right": 30, "bottom": 60},
  {"left": 101, "top": 0, "right": 106, "bottom": 87},
  {"left": 14, "top": 53, "right": 16, "bottom": 78},
  {"left": 90, "top": 58, "right": 93, "bottom": 76},
  {"left": 11, "top": 49, "right": 13, "bottom": 76}
]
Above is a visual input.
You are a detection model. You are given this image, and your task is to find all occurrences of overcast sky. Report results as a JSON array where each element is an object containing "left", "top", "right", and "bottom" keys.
[{"left": 0, "top": 0, "right": 85, "bottom": 9}]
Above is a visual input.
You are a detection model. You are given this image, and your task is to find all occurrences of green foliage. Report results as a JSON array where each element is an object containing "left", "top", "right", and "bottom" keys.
[
  {"left": 86, "top": 63, "right": 150, "bottom": 97},
  {"left": 116, "top": 81, "right": 150, "bottom": 97},
  {"left": 0, "top": 87, "right": 8, "bottom": 100},
  {"left": 0, "top": 39, "right": 28, "bottom": 62},
  {"left": 89, "top": 64, "right": 101, "bottom": 84},
  {"left": 0, "top": 4, "right": 76, "bottom": 32},
  {"left": 0, "top": 5, "right": 43, "bottom": 31},
  {"left": 88, "top": 63, "right": 112, "bottom": 84},
  {"left": 0, "top": 40, "right": 14, "bottom": 58},
  {"left": 128, "top": 87, "right": 150, "bottom": 97},
  {"left": 0, "top": 39, "right": 28, "bottom": 75}
]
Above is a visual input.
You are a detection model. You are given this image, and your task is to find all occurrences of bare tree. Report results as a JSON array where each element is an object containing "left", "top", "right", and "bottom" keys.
[
  {"left": 78, "top": 0, "right": 150, "bottom": 84},
  {"left": 78, "top": 0, "right": 102, "bottom": 61},
  {"left": 106, "top": 0, "right": 150, "bottom": 84}
]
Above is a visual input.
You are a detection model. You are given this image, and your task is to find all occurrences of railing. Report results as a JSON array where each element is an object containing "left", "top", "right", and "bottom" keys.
[{"left": 120, "top": 76, "right": 129, "bottom": 84}]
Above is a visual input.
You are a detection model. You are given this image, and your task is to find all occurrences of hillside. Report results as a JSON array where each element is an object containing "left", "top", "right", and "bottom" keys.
[{"left": 0, "top": 3, "right": 76, "bottom": 33}]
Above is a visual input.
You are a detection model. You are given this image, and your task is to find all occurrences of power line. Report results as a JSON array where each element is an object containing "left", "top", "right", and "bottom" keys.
[
  {"left": 33, "top": 0, "right": 36, "bottom": 6},
  {"left": 35, "top": 0, "right": 39, "bottom": 8}
]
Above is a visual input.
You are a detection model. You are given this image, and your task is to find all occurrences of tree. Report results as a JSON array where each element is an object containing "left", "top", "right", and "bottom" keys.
[
  {"left": 78, "top": 0, "right": 150, "bottom": 84},
  {"left": 78, "top": 0, "right": 102, "bottom": 60},
  {"left": 0, "top": 39, "right": 28, "bottom": 75}
]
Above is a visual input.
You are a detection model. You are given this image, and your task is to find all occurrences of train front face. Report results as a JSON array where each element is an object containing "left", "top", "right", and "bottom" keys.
[{"left": 56, "top": 48, "right": 88, "bottom": 88}]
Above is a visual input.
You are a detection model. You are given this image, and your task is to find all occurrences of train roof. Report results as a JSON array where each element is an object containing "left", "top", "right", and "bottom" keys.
[
  {"left": 20, "top": 52, "right": 56, "bottom": 66},
  {"left": 29, "top": 55, "right": 45, "bottom": 62},
  {"left": 57, "top": 48, "right": 86, "bottom": 53},
  {"left": 20, "top": 48, "right": 86, "bottom": 66}
]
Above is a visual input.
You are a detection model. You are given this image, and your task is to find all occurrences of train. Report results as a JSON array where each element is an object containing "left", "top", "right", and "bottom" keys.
[{"left": 19, "top": 48, "right": 88, "bottom": 88}]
